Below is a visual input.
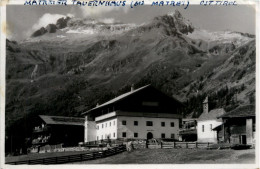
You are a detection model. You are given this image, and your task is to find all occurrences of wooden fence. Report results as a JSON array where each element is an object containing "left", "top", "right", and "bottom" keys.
[
  {"left": 161, "top": 142, "right": 213, "bottom": 149},
  {"left": 6, "top": 145, "right": 126, "bottom": 165}
]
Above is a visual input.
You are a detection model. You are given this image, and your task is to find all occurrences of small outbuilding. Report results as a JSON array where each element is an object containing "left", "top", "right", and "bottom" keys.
[
  {"left": 31, "top": 115, "right": 85, "bottom": 147},
  {"left": 214, "top": 105, "right": 255, "bottom": 145}
]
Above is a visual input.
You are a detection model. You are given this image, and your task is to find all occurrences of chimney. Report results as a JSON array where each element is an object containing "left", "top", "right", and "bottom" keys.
[
  {"left": 131, "top": 84, "right": 134, "bottom": 92},
  {"left": 203, "top": 96, "right": 208, "bottom": 114},
  {"left": 96, "top": 103, "right": 99, "bottom": 107}
]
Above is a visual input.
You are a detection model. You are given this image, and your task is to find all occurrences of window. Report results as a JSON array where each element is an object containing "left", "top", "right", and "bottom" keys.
[
  {"left": 114, "top": 121, "right": 115, "bottom": 125},
  {"left": 110, "top": 122, "right": 111, "bottom": 126},
  {"left": 105, "top": 123, "right": 107, "bottom": 127},
  {"left": 210, "top": 124, "right": 212, "bottom": 130},
  {"left": 202, "top": 125, "right": 204, "bottom": 132},
  {"left": 161, "top": 122, "right": 165, "bottom": 127},
  {"left": 146, "top": 121, "right": 153, "bottom": 126},
  {"left": 113, "top": 133, "right": 115, "bottom": 137},
  {"left": 142, "top": 101, "right": 159, "bottom": 106},
  {"left": 97, "top": 136, "right": 99, "bottom": 140},
  {"left": 102, "top": 124, "right": 104, "bottom": 128},
  {"left": 97, "top": 125, "right": 99, "bottom": 130},
  {"left": 122, "top": 120, "right": 126, "bottom": 125},
  {"left": 134, "top": 121, "right": 138, "bottom": 126},
  {"left": 171, "top": 122, "right": 175, "bottom": 127},
  {"left": 171, "top": 134, "right": 175, "bottom": 139},
  {"left": 122, "top": 132, "right": 126, "bottom": 137},
  {"left": 134, "top": 133, "right": 138, "bottom": 138},
  {"left": 161, "top": 133, "right": 165, "bottom": 138}
]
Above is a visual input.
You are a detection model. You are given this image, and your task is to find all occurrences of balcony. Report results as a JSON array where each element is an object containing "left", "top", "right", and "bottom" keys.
[
  {"left": 32, "top": 136, "right": 50, "bottom": 145},
  {"left": 179, "top": 128, "right": 197, "bottom": 135},
  {"left": 33, "top": 126, "right": 49, "bottom": 133},
  {"left": 95, "top": 111, "right": 116, "bottom": 122}
]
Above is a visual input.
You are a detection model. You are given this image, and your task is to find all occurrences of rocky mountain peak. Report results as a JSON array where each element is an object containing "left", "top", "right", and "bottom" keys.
[
  {"left": 167, "top": 10, "right": 182, "bottom": 19},
  {"left": 56, "top": 16, "right": 71, "bottom": 29},
  {"left": 31, "top": 27, "right": 47, "bottom": 37},
  {"left": 152, "top": 10, "right": 194, "bottom": 35},
  {"left": 31, "top": 16, "right": 71, "bottom": 37}
]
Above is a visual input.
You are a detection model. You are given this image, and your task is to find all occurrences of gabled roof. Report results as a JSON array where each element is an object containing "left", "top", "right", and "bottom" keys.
[
  {"left": 212, "top": 124, "right": 222, "bottom": 130},
  {"left": 39, "top": 115, "right": 85, "bottom": 126},
  {"left": 185, "top": 111, "right": 197, "bottom": 119},
  {"left": 198, "top": 108, "right": 225, "bottom": 121},
  {"left": 203, "top": 96, "right": 208, "bottom": 104},
  {"left": 83, "top": 85, "right": 150, "bottom": 115},
  {"left": 82, "top": 84, "right": 183, "bottom": 115},
  {"left": 218, "top": 105, "right": 255, "bottom": 118}
]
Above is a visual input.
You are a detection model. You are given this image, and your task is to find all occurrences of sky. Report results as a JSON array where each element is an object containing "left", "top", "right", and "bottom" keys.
[{"left": 6, "top": 4, "right": 256, "bottom": 40}]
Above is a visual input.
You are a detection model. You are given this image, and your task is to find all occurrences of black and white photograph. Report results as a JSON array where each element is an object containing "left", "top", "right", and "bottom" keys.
[{"left": 1, "top": 1, "right": 258, "bottom": 167}]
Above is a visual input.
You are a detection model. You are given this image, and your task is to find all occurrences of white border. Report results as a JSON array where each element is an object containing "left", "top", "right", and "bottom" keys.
[{"left": 0, "top": 4, "right": 6, "bottom": 169}]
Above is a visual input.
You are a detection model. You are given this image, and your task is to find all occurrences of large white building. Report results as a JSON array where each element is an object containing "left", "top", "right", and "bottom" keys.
[
  {"left": 197, "top": 97, "right": 226, "bottom": 143},
  {"left": 82, "top": 85, "right": 183, "bottom": 142}
]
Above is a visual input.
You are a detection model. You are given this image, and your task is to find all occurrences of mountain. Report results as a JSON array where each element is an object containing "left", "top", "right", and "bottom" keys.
[{"left": 5, "top": 10, "right": 255, "bottom": 152}]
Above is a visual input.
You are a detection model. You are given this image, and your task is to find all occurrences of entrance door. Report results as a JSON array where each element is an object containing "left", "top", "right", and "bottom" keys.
[
  {"left": 240, "top": 135, "right": 247, "bottom": 144},
  {"left": 147, "top": 132, "right": 153, "bottom": 140}
]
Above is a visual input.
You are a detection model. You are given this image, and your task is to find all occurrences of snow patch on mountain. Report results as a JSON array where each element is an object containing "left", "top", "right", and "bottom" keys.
[
  {"left": 187, "top": 29, "right": 253, "bottom": 47},
  {"left": 65, "top": 23, "right": 138, "bottom": 35},
  {"left": 66, "top": 28, "right": 95, "bottom": 34},
  {"left": 57, "top": 35, "right": 66, "bottom": 38}
]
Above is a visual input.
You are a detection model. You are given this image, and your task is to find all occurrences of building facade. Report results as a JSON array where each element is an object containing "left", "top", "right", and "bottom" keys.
[
  {"left": 95, "top": 113, "right": 179, "bottom": 140},
  {"left": 214, "top": 105, "right": 255, "bottom": 145},
  {"left": 83, "top": 85, "right": 183, "bottom": 142},
  {"left": 31, "top": 115, "right": 85, "bottom": 148},
  {"left": 197, "top": 97, "right": 226, "bottom": 143},
  {"left": 179, "top": 118, "right": 197, "bottom": 141}
]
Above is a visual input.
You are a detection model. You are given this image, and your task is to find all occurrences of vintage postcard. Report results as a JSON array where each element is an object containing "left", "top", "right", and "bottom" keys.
[{"left": 0, "top": 0, "right": 259, "bottom": 168}]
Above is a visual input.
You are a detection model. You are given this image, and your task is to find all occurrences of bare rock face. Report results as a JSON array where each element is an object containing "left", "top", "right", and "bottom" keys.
[
  {"left": 56, "top": 16, "right": 71, "bottom": 29},
  {"left": 46, "top": 24, "right": 57, "bottom": 33},
  {"left": 150, "top": 10, "right": 194, "bottom": 36},
  {"left": 31, "top": 27, "right": 47, "bottom": 37},
  {"left": 172, "top": 10, "right": 194, "bottom": 35},
  {"left": 31, "top": 17, "right": 71, "bottom": 37}
]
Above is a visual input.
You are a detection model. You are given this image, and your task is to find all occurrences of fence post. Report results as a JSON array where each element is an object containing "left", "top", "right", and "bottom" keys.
[
  {"left": 161, "top": 142, "right": 162, "bottom": 149},
  {"left": 207, "top": 142, "right": 209, "bottom": 148},
  {"left": 55, "top": 157, "right": 58, "bottom": 164},
  {"left": 186, "top": 142, "right": 188, "bottom": 148},
  {"left": 174, "top": 142, "right": 176, "bottom": 148},
  {"left": 80, "top": 154, "right": 83, "bottom": 161}
]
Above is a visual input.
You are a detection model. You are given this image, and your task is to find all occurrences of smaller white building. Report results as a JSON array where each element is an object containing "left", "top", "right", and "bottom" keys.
[{"left": 197, "top": 97, "right": 225, "bottom": 143}]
